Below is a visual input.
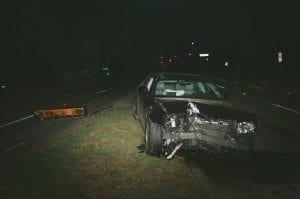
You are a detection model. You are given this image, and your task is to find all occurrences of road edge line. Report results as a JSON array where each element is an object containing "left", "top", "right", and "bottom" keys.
[
  {"left": 0, "top": 141, "right": 26, "bottom": 157},
  {"left": 0, "top": 115, "right": 34, "bottom": 129},
  {"left": 272, "top": 104, "right": 300, "bottom": 114}
]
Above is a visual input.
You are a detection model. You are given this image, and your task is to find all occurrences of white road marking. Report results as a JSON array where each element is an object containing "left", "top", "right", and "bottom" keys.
[
  {"left": 272, "top": 104, "right": 300, "bottom": 114},
  {"left": 248, "top": 85, "right": 262, "bottom": 90},
  {"left": 96, "top": 89, "right": 109, "bottom": 94},
  {"left": 0, "top": 115, "right": 34, "bottom": 129},
  {"left": 0, "top": 141, "right": 25, "bottom": 156},
  {"left": 63, "top": 92, "right": 77, "bottom": 97}
]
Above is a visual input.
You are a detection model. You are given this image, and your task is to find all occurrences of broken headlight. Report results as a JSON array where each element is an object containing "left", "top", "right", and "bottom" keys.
[
  {"left": 237, "top": 122, "right": 255, "bottom": 134},
  {"left": 165, "top": 114, "right": 185, "bottom": 128},
  {"left": 164, "top": 115, "right": 176, "bottom": 128}
]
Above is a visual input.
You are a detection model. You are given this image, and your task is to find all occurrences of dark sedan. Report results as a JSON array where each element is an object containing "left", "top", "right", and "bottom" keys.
[{"left": 134, "top": 73, "right": 256, "bottom": 159}]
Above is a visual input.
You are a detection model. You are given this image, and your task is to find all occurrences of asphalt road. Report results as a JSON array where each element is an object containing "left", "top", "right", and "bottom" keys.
[{"left": 0, "top": 84, "right": 129, "bottom": 157}]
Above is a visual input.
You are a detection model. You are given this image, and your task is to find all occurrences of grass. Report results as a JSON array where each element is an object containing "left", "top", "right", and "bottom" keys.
[{"left": 1, "top": 107, "right": 206, "bottom": 199}]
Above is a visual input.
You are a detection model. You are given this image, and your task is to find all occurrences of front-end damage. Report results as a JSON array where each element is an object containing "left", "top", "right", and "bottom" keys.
[{"left": 161, "top": 102, "right": 256, "bottom": 159}]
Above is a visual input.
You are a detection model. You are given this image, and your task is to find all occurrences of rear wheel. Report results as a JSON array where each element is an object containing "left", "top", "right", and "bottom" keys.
[{"left": 145, "top": 119, "right": 163, "bottom": 156}]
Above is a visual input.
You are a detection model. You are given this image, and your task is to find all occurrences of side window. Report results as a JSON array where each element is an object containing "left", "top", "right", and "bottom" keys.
[{"left": 206, "top": 83, "right": 223, "bottom": 98}]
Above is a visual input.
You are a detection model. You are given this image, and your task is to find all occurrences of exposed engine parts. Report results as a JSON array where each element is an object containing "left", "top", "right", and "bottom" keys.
[
  {"left": 161, "top": 102, "right": 255, "bottom": 159},
  {"left": 187, "top": 102, "right": 200, "bottom": 116}
]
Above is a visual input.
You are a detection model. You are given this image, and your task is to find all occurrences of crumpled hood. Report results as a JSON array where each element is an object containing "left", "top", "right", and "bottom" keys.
[{"left": 156, "top": 97, "right": 254, "bottom": 122}]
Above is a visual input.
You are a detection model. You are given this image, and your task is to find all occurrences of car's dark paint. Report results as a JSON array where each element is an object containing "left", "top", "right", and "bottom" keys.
[
  {"left": 148, "top": 100, "right": 166, "bottom": 126},
  {"left": 136, "top": 85, "right": 151, "bottom": 129}
]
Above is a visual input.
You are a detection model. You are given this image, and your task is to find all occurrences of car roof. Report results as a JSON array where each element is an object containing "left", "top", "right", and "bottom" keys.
[{"left": 153, "top": 72, "right": 210, "bottom": 82}]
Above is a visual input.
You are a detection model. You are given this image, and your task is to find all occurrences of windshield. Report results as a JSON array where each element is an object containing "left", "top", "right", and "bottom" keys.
[{"left": 154, "top": 80, "right": 223, "bottom": 99}]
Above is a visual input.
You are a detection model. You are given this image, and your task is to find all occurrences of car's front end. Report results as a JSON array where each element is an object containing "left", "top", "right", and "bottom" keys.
[
  {"left": 138, "top": 74, "right": 257, "bottom": 159},
  {"left": 156, "top": 100, "right": 256, "bottom": 158}
]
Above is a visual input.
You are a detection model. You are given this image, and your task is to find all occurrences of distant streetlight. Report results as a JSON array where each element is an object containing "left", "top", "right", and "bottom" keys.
[
  {"left": 225, "top": 61, "right": 229, "bottom": 66},
  {"left": 199, "top": 53, "right": 209, "bottom": 57},
  {"left": 278, "top": 52, "right": 283, "bottom": 63},
  {"left": 1, "top": 85, "right": 8, "bottom": 100},
  {"left": 188, "top": 53, "right": 192, "bottom": 56},
  {"left": 191, "top": 42, "right": 195, "bottom": 45}
]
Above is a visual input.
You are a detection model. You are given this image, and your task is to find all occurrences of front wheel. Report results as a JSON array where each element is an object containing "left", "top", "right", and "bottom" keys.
[{"left": 145, "top": 119, "right": 163, "bottom": 156}]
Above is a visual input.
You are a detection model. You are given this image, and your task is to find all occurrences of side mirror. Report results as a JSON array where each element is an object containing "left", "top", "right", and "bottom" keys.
[{"left": 139, "top": 86, "right": 149, "bottom": 94}]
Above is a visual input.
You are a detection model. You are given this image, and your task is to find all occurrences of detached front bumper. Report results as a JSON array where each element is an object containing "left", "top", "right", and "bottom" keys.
[{"left": 163, "top": 128, "right": 255, "bottom": 152}]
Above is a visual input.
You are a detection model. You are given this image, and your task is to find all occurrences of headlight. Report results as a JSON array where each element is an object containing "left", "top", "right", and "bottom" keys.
[{"left": 237, "top": 122, "right": 255, "bottom": 134}]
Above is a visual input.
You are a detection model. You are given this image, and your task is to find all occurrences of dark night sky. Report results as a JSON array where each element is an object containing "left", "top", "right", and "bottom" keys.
[{"left": 2, "top": 0, "right": 300, "bottom": 72}]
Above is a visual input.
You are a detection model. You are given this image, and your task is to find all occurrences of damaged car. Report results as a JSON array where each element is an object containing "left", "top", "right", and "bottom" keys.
[{"left": 133, "top": 73, "right": 256, "bottom": 159}]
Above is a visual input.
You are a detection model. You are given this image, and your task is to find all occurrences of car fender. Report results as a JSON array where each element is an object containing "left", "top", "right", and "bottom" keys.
[{"left": 148, "top": 105, "right": 165, "bottom": 126}]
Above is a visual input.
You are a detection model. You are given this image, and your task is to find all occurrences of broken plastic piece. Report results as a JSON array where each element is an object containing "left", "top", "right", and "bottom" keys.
[
  {"left": 33, "top": 106, "right": 87, "bottom": 119},
  {"left": 166, "top": 143, "right": 183, "bottom": 160},
  {"left": 187, "top": 102, "right": 200, "bottom": 116}
]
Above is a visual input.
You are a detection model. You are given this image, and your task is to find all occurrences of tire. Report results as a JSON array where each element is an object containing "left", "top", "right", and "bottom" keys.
[{"left": 145, "top": 118, "right": 163, "bottom": 156}]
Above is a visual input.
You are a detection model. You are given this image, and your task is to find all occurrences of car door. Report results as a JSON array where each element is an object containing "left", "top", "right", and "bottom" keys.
[
  {"left": 137, "top": 76, "right": 154, "bottom": 130},
  {"left": 136, "top": 76, "right": 150, "bottom": 127}
]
